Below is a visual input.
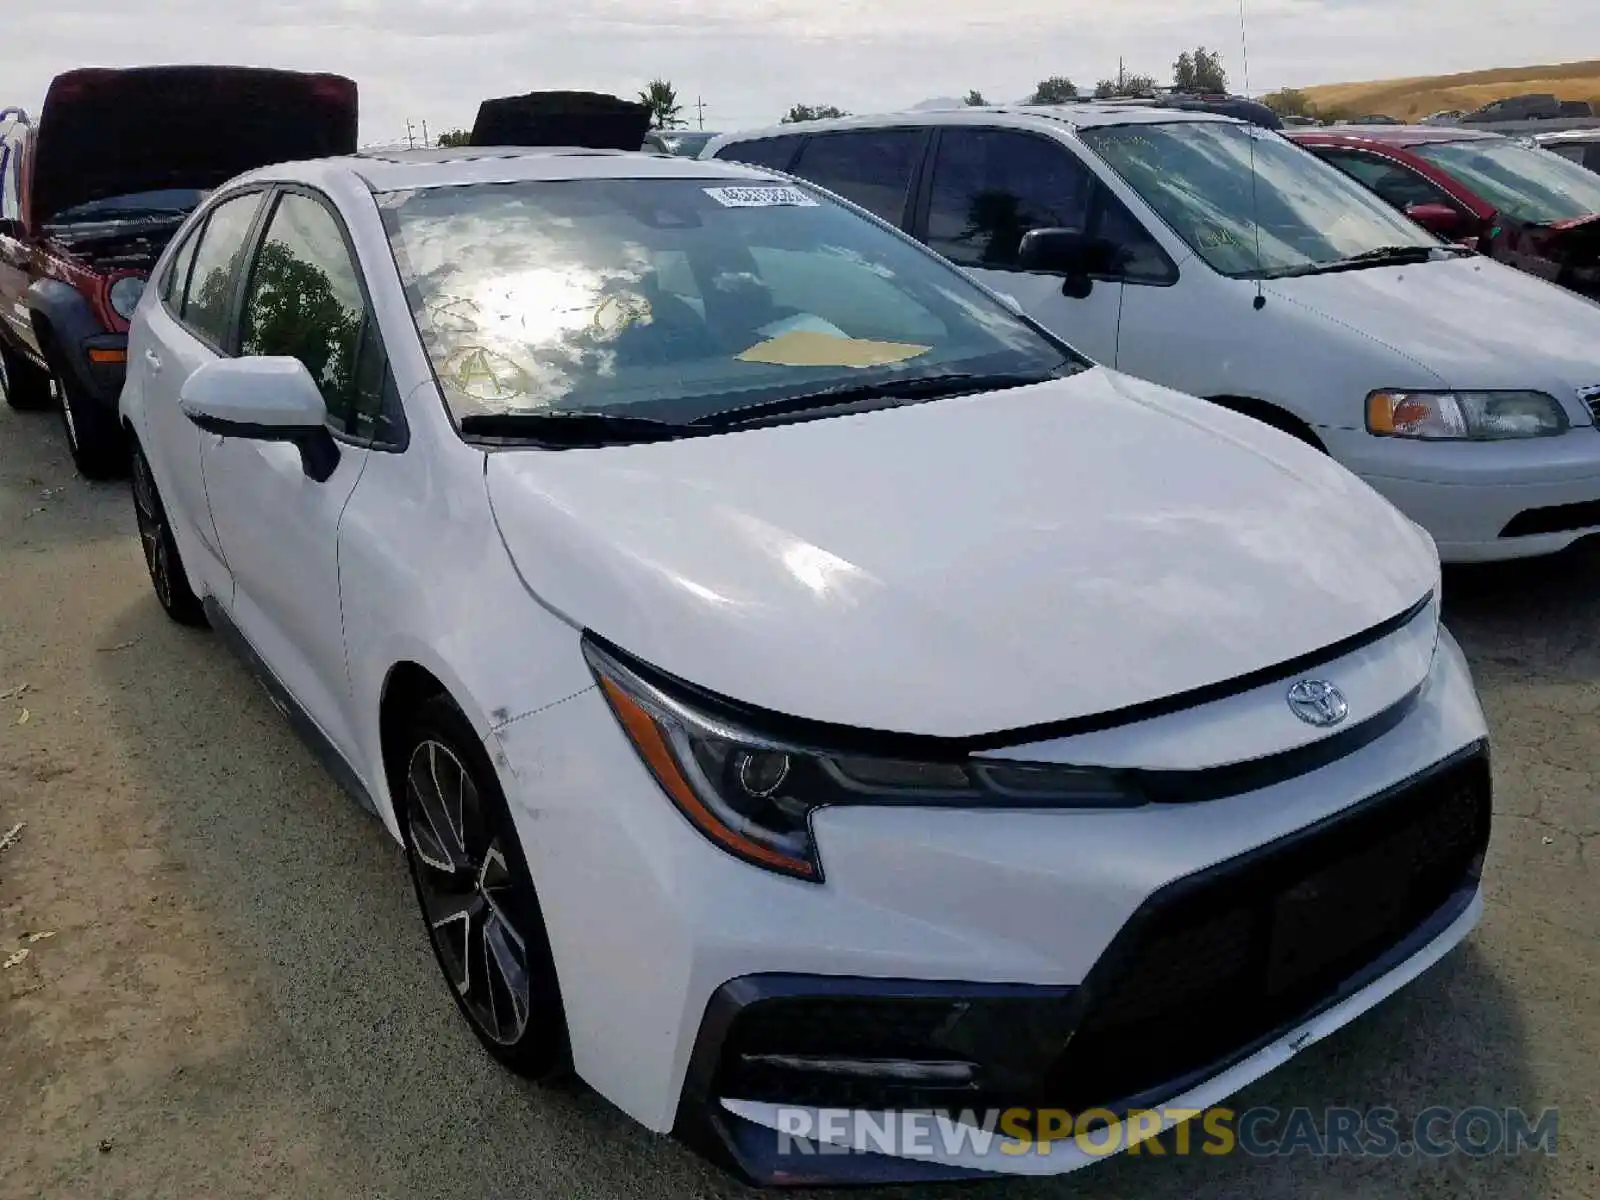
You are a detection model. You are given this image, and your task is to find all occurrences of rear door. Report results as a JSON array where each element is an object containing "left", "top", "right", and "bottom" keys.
[{"left": 133, "top": 188, "right": 269, "bottom": 600}]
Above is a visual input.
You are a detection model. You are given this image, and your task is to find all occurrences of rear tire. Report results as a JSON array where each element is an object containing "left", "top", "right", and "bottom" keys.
[
  {"left": 0, "top": 339, "right": 53, "bottom": 411},
  {"left": 399, "top": 695, "right": 570, "bottom": 1080},
  {"left": 130, "top": 443, "right": 208, "bottom": 627},
  {"left": 55, "top": 363, "right": 126, "bottom": 479}
]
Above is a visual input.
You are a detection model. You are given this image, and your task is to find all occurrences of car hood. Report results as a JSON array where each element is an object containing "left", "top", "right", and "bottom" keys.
[
  {"left": 33, "top": 67, "right": 358, "bottom": 224},
  {"left": 1263, "top": 255, "right": 1600, "bottom": 405},
  {"left": 486, "top": 369, "right": 1437, "bottom": 737}
]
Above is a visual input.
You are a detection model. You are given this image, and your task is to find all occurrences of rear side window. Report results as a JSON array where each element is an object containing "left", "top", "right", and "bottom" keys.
[
  {"left": 0, "top": 140, "right": 19, "bottom": 223},
  {"left": 161, "top": 228, "right": 201, "bottom": 306},
  {"left": 788, "top": 129, "right": 922, "bottom": 225},
  {"left": 713, "top": 136, "right": 802, "bottom": 171},
  {"left": 180, "top": 192, "right": 264, "bottom": 348}
]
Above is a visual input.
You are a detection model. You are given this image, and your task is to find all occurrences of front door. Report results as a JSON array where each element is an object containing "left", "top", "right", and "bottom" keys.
[
  {"left": 916, "top": 127, "right": 1129, "bottom": 366},
  {"left": 198, "top": 188, "right": 388, "bottom": 764}
]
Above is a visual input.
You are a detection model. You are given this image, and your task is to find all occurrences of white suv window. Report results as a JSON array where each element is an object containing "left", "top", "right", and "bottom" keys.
[{"left": 788, "top": 129, "right": 922, "bottom": 225}]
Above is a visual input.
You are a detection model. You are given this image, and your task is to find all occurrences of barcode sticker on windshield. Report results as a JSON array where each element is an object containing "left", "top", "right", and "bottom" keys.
[{"left": 703, "top": 185, "right": 818, "bottom": 208}]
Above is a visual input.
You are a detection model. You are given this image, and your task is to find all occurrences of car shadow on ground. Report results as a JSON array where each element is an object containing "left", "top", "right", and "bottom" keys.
[{"left": 90, "top": 587, "right": 1554, "bottom": 1200}]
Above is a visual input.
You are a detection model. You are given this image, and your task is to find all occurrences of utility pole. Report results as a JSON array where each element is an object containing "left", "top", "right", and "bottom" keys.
[
  {"left": 421, "top": 119, "right": 430, "bottom": 148},
  {"left": 405, "top": 119, "right": 416, "bottom": 149},
  {"left": 1118, "top": 57, "right": 1125, "bottom": 92},
  {"left": 695, "top": 96, "right": 707, "bottom": 130}
]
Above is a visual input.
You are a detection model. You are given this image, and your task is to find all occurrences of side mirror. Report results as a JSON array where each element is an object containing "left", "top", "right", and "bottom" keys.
[
  {"left": 179, "top": 356, "right": 340, "bottom": 482},
  {"left": 1017, "top": 228, "right": 1120, "bottom": 298},
  {"left": 1404, "top": 202, "right": 1465, "bottom": 238}
]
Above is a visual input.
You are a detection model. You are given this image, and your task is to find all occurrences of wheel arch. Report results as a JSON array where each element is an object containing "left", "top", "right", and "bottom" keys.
[{"left": 1205, "top": 394, "right": 1328, "bottom": 452}]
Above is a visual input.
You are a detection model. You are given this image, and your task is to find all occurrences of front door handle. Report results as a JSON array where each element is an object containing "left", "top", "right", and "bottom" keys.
[{"left": 143, "top": 349, "right": 162, "bottom": 372}]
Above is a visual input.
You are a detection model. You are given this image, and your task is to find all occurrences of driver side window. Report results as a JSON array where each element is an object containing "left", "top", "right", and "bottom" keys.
[
  {"left": 924, "top": 128, "right": 1176, "bottom": 283},
  {"left": 237, "top": 191, "right": 394, "bottom": 443}
]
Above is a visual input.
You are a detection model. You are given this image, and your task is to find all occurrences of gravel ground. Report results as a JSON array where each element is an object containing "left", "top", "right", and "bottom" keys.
[{"left": 1, "top": 399, "right": 1597, "bottom": 1200}]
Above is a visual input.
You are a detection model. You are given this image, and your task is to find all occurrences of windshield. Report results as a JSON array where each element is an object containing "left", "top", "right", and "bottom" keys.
[
  {"left": 379, "top": 177, "right": 1076, "bottom": 426},
  {"left": 1079, "top": 121, "right": 1439, "bottom": 277},
  {"left": 1413, "top": 138, "right": 1600, "bottom": 225},
  {"left": 49, "top": 188, "right": 207, "bottom": 223}
]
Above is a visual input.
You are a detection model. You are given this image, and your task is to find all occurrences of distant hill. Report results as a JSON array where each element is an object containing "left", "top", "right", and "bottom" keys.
[{"left": 1300, "top": 59, "right": 1600, "bottom": 121}]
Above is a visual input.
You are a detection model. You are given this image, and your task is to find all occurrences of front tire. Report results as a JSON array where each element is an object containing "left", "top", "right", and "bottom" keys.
[
  {"left": 56, "top": 364, "right": 126, "bottom": 479},
  {"left": 130, "top": 443, "right": 207, "bottom": 627},
  {"left": 400, "top": 696, "right": 570, "bottom": 1079},
  {"left": 0, "top": 339, "right": 53, "bottom": 411}
]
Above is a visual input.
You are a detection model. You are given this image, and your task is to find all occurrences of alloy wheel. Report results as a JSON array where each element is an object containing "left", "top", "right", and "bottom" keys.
[
  {"left": 58, "top": 374, "right": 79, "bottom": 450},
  {"left": 406, "top": 739, "right": 532, "bottom": 1047},
  {"left": 130, "top": 452, "right": 172, "bottom": 610}
]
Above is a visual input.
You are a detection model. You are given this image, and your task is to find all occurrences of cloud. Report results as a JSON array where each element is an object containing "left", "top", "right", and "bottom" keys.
[{"left": 1, "top": 0, "right": 1594, "bottom": 141}]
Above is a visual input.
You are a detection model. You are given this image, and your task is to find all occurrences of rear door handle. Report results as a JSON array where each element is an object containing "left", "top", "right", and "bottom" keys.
[{"left": 143, "top": 349, "right": 162, "bottom": 371}]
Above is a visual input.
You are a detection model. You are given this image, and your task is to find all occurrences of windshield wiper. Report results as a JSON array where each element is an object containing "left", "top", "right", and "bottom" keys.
[
  {"left": 458, "top": 410, "right": 691, "bottom": 446},
  {"left": 1265, "top": 245, "right": 1438, "bottom": 279},
  {"left": 691, "top": 371, "right": 1064, "bottom": 429}
]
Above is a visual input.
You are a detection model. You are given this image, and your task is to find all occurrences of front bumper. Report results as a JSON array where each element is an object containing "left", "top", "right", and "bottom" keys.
[
  {"left": 489, "top": 624, "right": 1489, "bottom": 1184},
  {"left": 1319, "top": 425, "right": 1600, "bottom": 562}
]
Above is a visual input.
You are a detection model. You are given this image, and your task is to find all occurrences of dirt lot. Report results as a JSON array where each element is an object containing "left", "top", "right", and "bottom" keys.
[{"left": 1, "top": 399, "right": 1598, "bottom": 1200}]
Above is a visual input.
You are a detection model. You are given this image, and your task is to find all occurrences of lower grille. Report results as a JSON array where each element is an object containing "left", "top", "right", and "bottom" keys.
[
  {"left": 1041, "top": 745, "right": 1490, "bottom": 1112},
  {"left": 1501, "top": 499, "right": 1600, "bottom": 538}
]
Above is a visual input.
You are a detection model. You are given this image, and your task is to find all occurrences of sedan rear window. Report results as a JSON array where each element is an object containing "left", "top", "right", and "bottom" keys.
[{"left": 378, "top": 177, "right": 1075, "bottom": 426}]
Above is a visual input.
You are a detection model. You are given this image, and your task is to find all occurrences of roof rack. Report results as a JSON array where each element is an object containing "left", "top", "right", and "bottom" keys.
[{"left": 0, "top": 106, "right": 30, "bottom": 125}]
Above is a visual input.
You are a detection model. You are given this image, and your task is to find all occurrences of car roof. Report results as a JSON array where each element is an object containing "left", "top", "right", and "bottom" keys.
[
  {"left": 1288, "top": 125, "right": 1505, "bottom": 149},
  {"left": 1535, "top": 128, "right": 1600, "bottom": 145},
  {"left": 227, "top": 145, "right": 781, "bottom": 193},
  {"left": 708, "top": 102, "right": 1240, "bottom": 147}
]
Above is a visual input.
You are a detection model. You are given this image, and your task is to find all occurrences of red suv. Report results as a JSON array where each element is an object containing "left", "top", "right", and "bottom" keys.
[
  {"left": 1288, "top": 125, "right": 1600, "bottom": 303},
  {"left": 0, "top": 66, "right": 358, "bottom": 477}
]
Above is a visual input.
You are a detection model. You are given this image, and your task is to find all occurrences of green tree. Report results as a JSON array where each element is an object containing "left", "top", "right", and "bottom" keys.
[
  {"left": 1028, "top": 76, "right": 1078, "bottom": 104},
  {"left": 239, "top": 242, "right": 361, "bottom": 401},
  {"left": 638, "top": 79, "right": 685, "bottom": 130},
  {"left": 781, "top": 103, "right": 849, "bottom": 123},
  {"left": 1259, "top": 87, "right": 1316, "bottom": 118},
  {"left": 1173, "top": 47, "right": 1228, "bottom": 94},
  {"left": 964, "top": 89, "right": 988, "bottom": 107},
  {"left": 435, "top": 128, "right": 471, "bottom": 147},
  {"left": 1094, "top": 72, "right": 1156, "bottom": 98}
]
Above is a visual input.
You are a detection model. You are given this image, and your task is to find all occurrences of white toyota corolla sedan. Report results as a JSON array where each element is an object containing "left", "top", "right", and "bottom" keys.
[{"left": 119, "top": 144, "right": 1492, "bottom": 1185}]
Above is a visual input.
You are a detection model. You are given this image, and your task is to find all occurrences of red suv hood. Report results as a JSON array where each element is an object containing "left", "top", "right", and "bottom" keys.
[{"left": 33, "top": 66, "right": 358, "bottom": 224}]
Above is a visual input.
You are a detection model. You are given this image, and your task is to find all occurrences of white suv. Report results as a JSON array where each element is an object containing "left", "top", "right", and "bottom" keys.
[
  {"left": 120, "top": 143, "right": 1489, "bottom": 1184},
  {"left": 706, "top": 106, "right": 1600, "bottom": 562}
]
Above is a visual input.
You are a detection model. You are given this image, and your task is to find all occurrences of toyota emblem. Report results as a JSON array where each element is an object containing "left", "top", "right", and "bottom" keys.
[{"left": 1286, "top": 679, "right": 1348, "bottom": 728}]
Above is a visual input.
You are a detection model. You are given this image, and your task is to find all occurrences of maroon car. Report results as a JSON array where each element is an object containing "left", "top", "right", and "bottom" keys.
[
  {"left": 0, "top": 67, "right": 358, "bottom": 476},
  {"left": 1288, "top": 125, "right": 1600, "bottom": 301}
]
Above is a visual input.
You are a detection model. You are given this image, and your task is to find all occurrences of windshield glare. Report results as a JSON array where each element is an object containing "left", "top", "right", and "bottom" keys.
[
  {"left": 1414, "top": 138, "right": 1600, "bottom": 225},
  {"left": 1080, "top": 121, "right": 1439, "bottom": 277},
  {"left": 379, "top": 177, "right": 1073, "bottom": 425}
]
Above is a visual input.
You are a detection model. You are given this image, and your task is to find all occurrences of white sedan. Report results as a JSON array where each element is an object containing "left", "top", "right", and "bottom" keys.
[{"left": 119, "top": 145, "right": 1491, "bottom": 1184}]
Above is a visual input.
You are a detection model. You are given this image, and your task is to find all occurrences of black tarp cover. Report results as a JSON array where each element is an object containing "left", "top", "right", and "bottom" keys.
[{"left": 469, "top": 91, "right": 653, "bottom": 149}]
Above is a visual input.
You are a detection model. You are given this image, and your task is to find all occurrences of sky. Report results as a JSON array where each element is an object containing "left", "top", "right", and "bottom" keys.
[{"left": 3, "top": 0, "right": 1595, "bottom": 144}]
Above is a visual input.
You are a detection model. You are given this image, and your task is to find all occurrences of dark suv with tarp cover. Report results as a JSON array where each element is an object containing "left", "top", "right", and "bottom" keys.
[{"left": 0, "top": 66, "right": 357, "bottom": 477}]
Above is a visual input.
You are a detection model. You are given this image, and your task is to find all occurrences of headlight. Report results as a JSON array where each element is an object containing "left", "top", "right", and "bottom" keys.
[
  {"left": 108, "top": 277, "right": 146, "bottom": 320},
  {"left": 1366, "top": 389, "right": 1569, "bottom": 440},
  {"left": 584, "top": 639, "right": 1142, "bottom": 881}
]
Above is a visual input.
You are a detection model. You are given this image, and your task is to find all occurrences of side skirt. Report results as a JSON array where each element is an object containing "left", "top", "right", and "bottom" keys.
[{"left": 202, "top": 596, "right": 379, "bottom": 818}]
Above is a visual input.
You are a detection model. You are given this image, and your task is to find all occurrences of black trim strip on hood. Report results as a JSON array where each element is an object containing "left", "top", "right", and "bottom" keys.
[{"left": 585, "top": 589, "right": 1435, "bottom": 761}]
